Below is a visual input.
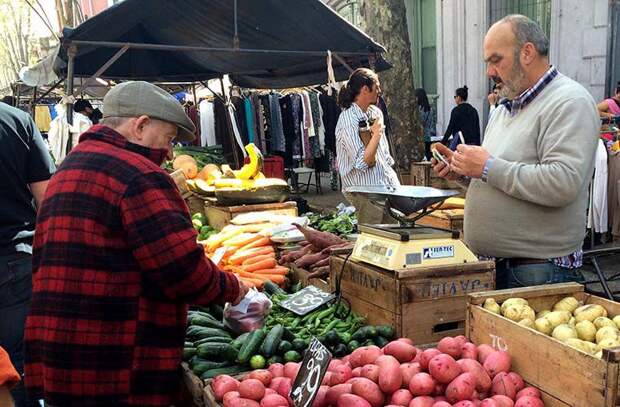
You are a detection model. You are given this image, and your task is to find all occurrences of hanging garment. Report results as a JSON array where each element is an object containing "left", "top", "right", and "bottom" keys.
[
  {"left": 227, "top": 102, "right": 247, "bottom": 158},
  {"left": 199, "top": 100, "right": 216, "bottom": 147},
  {"left": 317, "top": 99, "right": 326, "bottom": 155},
  {"left": 253, "top": 94, "right": 267, "bottom": 153},
  {"left": 319, "top": 91, "right": 341, "bottom": 154},
  {"left": 280, "top": 93, "right": 303, "bottom": 166},
  {"left": 185, "top": 103, "right": 201, "bottom": 146},
  {"left": 48, "top": 105, "right": 92, "bottom": 164},
  {"left": 34, "top": 105, "right": 52, "bottom": 132},
  {"left": 244, "top": 97, "right": 256, "bottom": 144},
  {"left": 268, "top": 93, "right": 286, "bottom": 152},
  {"left": 588, "top": 140, "right": 608, "bottom": 233},
  {"left": 301, "top": 91, "right": 316, "bottom": 138},
  {"left": 231, "top": 96, "right": 249, "bottom": 146}
]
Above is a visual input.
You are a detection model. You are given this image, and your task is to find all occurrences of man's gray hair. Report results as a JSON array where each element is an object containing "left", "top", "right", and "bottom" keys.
[
  {"left": 500, "top": 14, "right": 549, "bottom": 57},
  {"left": 100, "top": 116, "right": 132, "bottom": 128}
]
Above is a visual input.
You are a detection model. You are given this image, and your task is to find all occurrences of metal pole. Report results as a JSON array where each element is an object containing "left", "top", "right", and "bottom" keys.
[
  {"left": 31, "top": 86, "right": 37, "bottom": 119},
  {"left": 331, "top": 52, "right": 354, "bottom": 74},
  {"left": 220, "top": 76, "right": 240, "bottom": 169},
  {"left": 33, "top": 78, "right": 64, "bottom": 105},
  {"left": 68, "top": 40, "right": 384, "bottom": 57},
  {"left": 73, "top": 44, "right": 129, "bottom": 96},
  {"left": 65, "top": 45, "right": 77, "bottom": 156},
  {"left": 233, "top": 0, "right": 239, "bottom": 49}
]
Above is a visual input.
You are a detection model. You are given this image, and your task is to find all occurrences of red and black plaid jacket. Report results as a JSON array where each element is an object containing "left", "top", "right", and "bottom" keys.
[{"left": 25, "top": 125, "right": 239, "bottom": 406}]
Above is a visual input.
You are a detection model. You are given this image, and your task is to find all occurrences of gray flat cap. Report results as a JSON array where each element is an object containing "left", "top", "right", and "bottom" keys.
[{"left": 103, "top": 81, "right": 196, "bottom": 141}]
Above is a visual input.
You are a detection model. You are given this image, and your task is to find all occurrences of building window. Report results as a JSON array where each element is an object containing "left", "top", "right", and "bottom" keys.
[
  {"left": 407, "top": 0, "right": 437, "bottom": 95},
  {"left": 489, "top": 0, "right": 552, "bottom": 37},
  {"left": 336, "top": 1, "right": 361, "bottom": 27}
]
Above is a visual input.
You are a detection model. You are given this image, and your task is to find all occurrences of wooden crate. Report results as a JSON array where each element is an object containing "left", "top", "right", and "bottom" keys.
[
  {"left": 410, "top": 161, "right": 464, "bottom": 191},
  {"left": 181, "top": 362, "right": 205, "bottom": 407},
  {"left": 203, "top": 373, "right": 248, "bottom": 407},
  {"left": 417, "top": 209, "right": 464, "bottom": 234},
  {"left": 330, "top": 254, "right": 495, "bottom": 345},
  {"left": 289, "top": 264, "right": 330, "bottom": 292},
  {"left": 171, "top": 169, "right": 192, "bottom": 199},
  {"left": 205, "top": 201, "right": 298, "bottom": 231},
  {"left": 467, "top": 283, "right": 620, "bottom": 407}
]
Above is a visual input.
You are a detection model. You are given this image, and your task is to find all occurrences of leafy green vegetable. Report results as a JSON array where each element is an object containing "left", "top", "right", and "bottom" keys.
[{"left": 307, "top": 212, "right": 357, "bottom": 236}]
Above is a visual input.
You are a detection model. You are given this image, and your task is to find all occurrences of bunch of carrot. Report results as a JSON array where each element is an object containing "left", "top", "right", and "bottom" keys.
[{"left": 204, "top": 227, "right": 289, "bottom": 289}]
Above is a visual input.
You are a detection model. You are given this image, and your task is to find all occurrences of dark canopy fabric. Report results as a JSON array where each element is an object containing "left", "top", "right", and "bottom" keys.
[{"left": 57, "top": 0, "right": 390, "bottom": 88}]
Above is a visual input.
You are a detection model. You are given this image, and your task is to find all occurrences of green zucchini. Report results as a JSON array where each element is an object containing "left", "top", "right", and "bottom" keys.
[
  {"left": 192, "top": 360, "right": 231, "bottom": 376},
  {"left": 200, "top": 365, "right": 247, "bottom": 380},
  {"left": 260, "top": 325, "right": 284, "bottom": 357},
  {"left": 183, "top": 347, "right": 196, "bottom": 361},
  {"left": 231, "top": 332, "right": 250, "bottom": 350},
  {"left": 277, "top": 340, "right": 293, "bottom": 354},
  {"left": 193, "top": 336, "right": 232, "bottom": 347},
  {"left": 186, "top": 326, "right": 231, "bottom": 340},
  {"left": 188, "top": 314, "right": 226, "bottom": 330},
  {"left": 237, "top": 329, "right": 266, "bottom": 364},
  {"left": 196, "top": 343, "right": 238, "bottom": 362}
]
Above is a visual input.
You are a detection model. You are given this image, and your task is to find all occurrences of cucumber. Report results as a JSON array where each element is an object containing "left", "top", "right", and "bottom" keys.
[
  {"left": 193, "top": 336, "right": 232, "bottom": 347},
  {"left": 183, "top": 347, "right": 196, "bottom": 361},
  {"left": 187, "top": 326, "right": 231, "bottom": 340},
  {"left": 196, "top": 343, "right": 238, "bottom": 362},
  {"left": 277, "top": 340, "right": 293, "bottom": 354},
  {"left": 292, "top": 338, "right": 306, "bottom": 352},
  {"left": 184, "top": 341, "right": 194, "bottom": 348},
  {"left": 373, "top": 336, "right": 389, "bottom": 348},
  {"left": 237, "top": 329, "right": 266, "bottom": 364},
  {"left": 188, "top": 314, "right": 226, "bottom": 330},
  {"left": 209, "top": 304, "right": 224, "bottom": 320},
  {"left": 192, "top": 360, "right": 231, "bottom": 376},
  {"left": 200, "top": 365, "right": 247, "bottom": 380},
  {"left": 376, "top": 325, "right": 395, "bottom": 339},
  {"left": 264, "top": 280, "right": 285, "bottom": 296},
  {"left": 231, "top": 332, "right": 251, "bottom": 350},
  {"left": 260, "top": 325, "right": 284, "bottom": 357}
]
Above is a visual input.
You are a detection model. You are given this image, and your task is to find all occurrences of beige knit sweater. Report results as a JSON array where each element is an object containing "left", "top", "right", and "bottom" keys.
[{"left": 464, "top": 74, "right": 599, "bottom": 258}]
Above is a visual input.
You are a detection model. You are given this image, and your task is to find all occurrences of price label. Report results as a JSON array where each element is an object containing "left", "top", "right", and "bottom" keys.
[
  {"left": 290, "top": 337, "right": 332, "bottom": 407},
  {"left": 279, "top": 286, "right": 335, "bottom": 316}
]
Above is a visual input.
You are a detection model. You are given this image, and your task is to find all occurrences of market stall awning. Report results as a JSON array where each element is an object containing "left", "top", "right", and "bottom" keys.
[{"left": 56, "top": 0, "right": 390, "bottom": 88}]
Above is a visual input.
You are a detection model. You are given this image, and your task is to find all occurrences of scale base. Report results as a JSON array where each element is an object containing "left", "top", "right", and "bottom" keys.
[{"left": 351, "top": 224, "right": 479, "bottom": 270}]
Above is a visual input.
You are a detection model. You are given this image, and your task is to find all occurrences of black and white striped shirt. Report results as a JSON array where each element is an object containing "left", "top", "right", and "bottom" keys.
[{"left": 335, "top": 103, "right": 400, "bottom": 188}]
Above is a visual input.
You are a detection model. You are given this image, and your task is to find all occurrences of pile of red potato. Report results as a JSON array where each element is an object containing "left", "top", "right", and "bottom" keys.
[{"left": 210, "top": 336, "right": 545, "bottom": 407}]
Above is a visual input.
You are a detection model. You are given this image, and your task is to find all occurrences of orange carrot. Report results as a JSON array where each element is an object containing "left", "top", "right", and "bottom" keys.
[
  {"left": 242, "top": 258, "right": 277, "bottom": 272},
  {"left": 242, "top": 254, "right": 276, "bottom": 266},
  {"left": 258, "top": 274, "right": 287, "bottom": 284},
  {"left": 229, "top": 246, "right": 275, "bottom": 265},
  {"left": 237, "top": 236, "right": 271, "bottom": 252},
  {"left": 252, "top": 267, "right": 289, "bottom": 275},
  {"left": 235, "top": 270, "right": 286, "bottom": 285},
  {"left": 237, "top": 275, "right": 264, "bottom": 289}
]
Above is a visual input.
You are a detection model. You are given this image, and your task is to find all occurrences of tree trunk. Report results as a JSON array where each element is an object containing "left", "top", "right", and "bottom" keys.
[{"left": 356, "top": 0, "right": 423, "bottom": 177}]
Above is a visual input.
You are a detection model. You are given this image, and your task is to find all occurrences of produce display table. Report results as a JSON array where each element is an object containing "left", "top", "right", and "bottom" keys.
[
  {"left": 330, "top": 254, "right": 495, "bottom": 345},
  {"left": 417, "top": 209, "right": 464, "bottom": 234},
  {"left": 204, "top": 201, "right": 298, "bottom": 231},
  {"left": 467, "top": 283, "right": 620, "bottom": 407}
]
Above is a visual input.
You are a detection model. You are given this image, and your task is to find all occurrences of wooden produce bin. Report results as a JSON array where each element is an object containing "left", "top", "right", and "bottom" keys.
[
  {"left": 330, "top": 254, "right": 495, "bottom": 345},
  {"left": 410, "top": 161, "right": 462, "bottom": 191},
  {"left": 467, "top": 283, "right": 620, "bottom": 407},
  {"left": 289, "top": 264, "right": 330, "bottom": 292},
  {"left": 180, "top": 362, "right": 205, "bottom": 407},
  {"left": 417, "top": 209, "right": 464, "bottom": 235},
  {"left": 205, "top": 201, "right": 297, "bottom": 231}
]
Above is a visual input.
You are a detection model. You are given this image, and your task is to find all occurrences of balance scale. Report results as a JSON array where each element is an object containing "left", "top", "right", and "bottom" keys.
[{"left": 346, "top": 186, "right": 478, "bottom": 271}]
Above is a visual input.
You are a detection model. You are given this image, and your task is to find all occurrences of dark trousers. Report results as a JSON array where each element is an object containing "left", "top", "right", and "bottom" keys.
[
  {"left": 495, "top": 259, "right": 584, "bottom": 289},
  {"left": 0, "top": 252, "right": 38, "bottom": 407}
]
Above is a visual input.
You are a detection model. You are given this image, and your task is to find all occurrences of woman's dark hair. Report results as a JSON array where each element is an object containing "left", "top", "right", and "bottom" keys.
[
  {"left": 616, "top": 81, "right": 620, "bottom": 94},
  {"left": 338, "top": 68, "right": 378, "bottom": 109},
  {"left": 415, "top": 88, "right": 431, "bottom": 112},
  {"left": 455, "top": 85, "right": 469, "bottom": 101}
]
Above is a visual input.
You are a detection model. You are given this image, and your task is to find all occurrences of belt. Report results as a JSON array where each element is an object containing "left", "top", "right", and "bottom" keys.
[{"left": 500, "top": 257, "right": 549, "bottom": 267}]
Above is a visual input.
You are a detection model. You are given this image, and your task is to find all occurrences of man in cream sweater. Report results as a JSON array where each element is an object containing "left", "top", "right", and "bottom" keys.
[{"left": 432, "top": 14, "right": 599, "bottom": 289}]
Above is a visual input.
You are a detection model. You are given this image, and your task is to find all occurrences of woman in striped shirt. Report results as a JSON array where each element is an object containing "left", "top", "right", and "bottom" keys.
[{"left": 336, "top": 68, "right": 400, "bottom": 223}]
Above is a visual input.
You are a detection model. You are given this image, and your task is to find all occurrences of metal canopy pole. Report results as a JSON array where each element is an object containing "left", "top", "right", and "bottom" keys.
[
  {"left": 65, "top": 45, "right": 77, "bottom": 157},
  {"left": 220, "top": 76, "right": 240, "bottom": 169},
  {"left": 32, "top": 78, "right": 64, "bottom": 105},
  {"left": 68, "top": 40, "right": 381, "bottom": 57},
  {"left": 331, "top": 52, "right": 354, "bottom": 74},
  {"left": 73, "top": 44, "right": 129, "bottom": 97}
]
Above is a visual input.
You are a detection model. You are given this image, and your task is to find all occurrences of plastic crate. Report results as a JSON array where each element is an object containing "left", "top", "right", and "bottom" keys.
[{"left": 243, "top": 155, "right": 285, "bottom": 179}]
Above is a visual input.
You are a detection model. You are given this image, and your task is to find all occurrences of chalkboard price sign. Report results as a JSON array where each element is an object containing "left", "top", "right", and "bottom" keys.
[
  {"left": 279, "top": 286, "right": 336, "bottom": 316},
  {"left": 290, "top": 338, "right": 332, "bottom": 407}
]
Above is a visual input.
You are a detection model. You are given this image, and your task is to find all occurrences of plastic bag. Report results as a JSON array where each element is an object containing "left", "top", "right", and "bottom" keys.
[{"left": 223, "top": 288, "right": 272, "bottom": 334}]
